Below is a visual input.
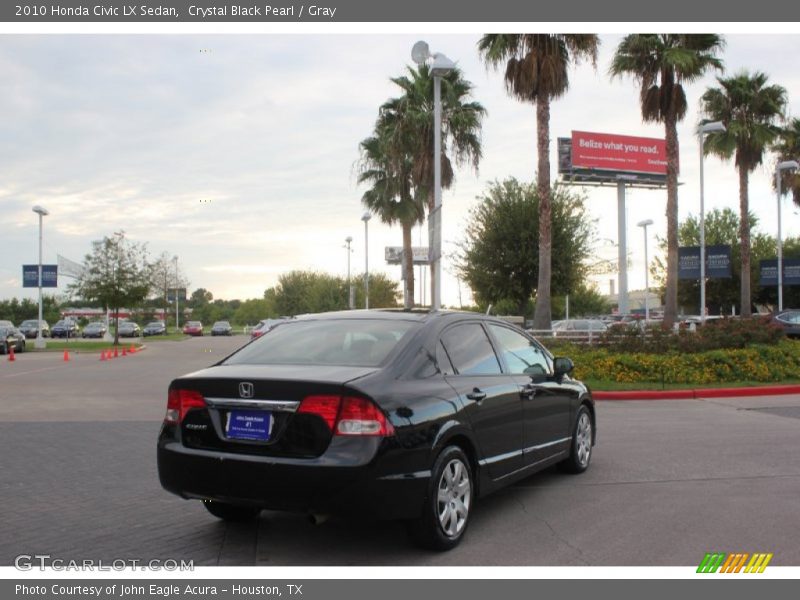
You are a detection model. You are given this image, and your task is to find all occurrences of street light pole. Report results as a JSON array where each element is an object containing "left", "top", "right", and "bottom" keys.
[
  {"left": 412, "top": 41, "right": 455, "bottom": 312},
  {"left": 173, "top": 256, "right": 180, "bottom": 331},
  {"left": 777, "top": 160, "right": 800, "bottom": 312},
  {"left": 361, "top": 212, "right": 371, "bottom": 309},
  {"left": 32, "top": 205, "right": 49, "bottom": 349},
  {"left": 698, "top": 121, "right": 726, "bottom": 322},
  {"left": 637, "top": 219, "right": 654, "bottom": 321},
  {"left": 344, "top": 236, "right": 354, "bottom": 309}
]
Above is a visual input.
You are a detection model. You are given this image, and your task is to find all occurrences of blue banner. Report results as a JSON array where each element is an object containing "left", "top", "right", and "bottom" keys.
[
  {"left": 678, "top": 246, "right": 731, "bottom": 279},
  {"left": 759, "top": 259, "right": 800, "bottom": 286},
  {"left": 22, "top": 264, "right": 58, "bottom": 288}
]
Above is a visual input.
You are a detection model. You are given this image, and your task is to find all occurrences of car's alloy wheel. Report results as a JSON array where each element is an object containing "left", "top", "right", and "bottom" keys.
[
  {"left": 559, "top": 405, "right": 593, "bottom": 474},
  {"left": 409, "top": 445, "right": 473, "bottom": 551}
]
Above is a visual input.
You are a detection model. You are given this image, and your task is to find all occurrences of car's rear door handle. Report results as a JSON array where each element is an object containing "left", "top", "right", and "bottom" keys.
[{"left": 466, "top": 388, "right": 487, "bottom": 402}]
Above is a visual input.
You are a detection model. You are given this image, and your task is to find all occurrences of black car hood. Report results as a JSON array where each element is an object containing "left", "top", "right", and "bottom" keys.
[{"left": 176, "top": 363, "right": 379, "bottom": 386}]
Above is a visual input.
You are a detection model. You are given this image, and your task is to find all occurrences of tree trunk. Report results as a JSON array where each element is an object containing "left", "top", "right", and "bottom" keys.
[
  {"left": 402, "top": 221, "right": 415, "bottom": 309},
  {"left": 532, "top": 92, "right": 552, "bottom": 330},
  {"left": 739, "top": 166, "right": 752, "bottom": 317},
  {"left": 663, "top": 116, "right": 680, "bottom": 328}
]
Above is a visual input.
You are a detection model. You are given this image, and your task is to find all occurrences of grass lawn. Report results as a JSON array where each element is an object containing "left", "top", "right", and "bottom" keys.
[{"left": 585, "top": 379, "right": 800, "bottom": 391}]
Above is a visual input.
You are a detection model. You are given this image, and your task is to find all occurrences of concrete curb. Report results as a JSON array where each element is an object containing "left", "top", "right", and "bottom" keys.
[{"left": 594, "top": 385, "right": 800, "bottom": 401}]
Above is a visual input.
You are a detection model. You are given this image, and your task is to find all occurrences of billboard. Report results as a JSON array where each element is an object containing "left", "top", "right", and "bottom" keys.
[
  {"left": 22, "top": 264, "right": 58, "bottom": 288},
  {"left": 678, "top": 246, "right": 732, "bottom": 279},
  {"left": 759, "top": 259, "right": 800, "bottom": 286},
  {"left": 571, "top": 131, "right": 668, "bottom": 175},
  {"left": 385, "top": 247, "right": 430, "bottom": 265}
]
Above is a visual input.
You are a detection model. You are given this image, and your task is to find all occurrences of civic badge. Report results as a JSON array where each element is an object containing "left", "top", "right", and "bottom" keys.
[{"left": 239, "top": 382, "right": 255, "bottom": 399}]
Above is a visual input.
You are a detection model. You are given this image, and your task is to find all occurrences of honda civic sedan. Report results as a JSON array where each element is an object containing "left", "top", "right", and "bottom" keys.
[{"left": 157, "top": 310, "right": 595, "bottom": 550}]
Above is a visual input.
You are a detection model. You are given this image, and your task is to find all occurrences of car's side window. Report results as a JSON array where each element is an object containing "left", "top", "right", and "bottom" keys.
[
  {"left": 440, "top": 323, "right": 502, "bottom": 376},
  {"left": 488, "top": 324, "right": 551, "bottom": 377}
]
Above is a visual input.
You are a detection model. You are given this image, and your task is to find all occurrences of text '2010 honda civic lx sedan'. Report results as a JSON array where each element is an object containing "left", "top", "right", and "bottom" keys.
[{"left": 157, "top": 310, "right": 595, "bottom": 550}]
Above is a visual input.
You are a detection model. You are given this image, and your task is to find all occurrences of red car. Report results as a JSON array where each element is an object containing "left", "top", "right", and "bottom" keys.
[{"left": 182, "top": 321, "right": 204, "bottom": 336}]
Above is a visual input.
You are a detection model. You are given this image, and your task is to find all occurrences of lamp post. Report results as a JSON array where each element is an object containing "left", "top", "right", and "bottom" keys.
[
  {"left": 777, "top": 160, "right": 800, "bottom": 312},
  {"left": 32, "top": 205, "right": 49, "bottom": 349},
  {"left": 361, "top": 212, "right": 371, "bottom": 309},
  {"left": 412, "top": 40, "right": 455, "bottom": 312},
  {"left": 698, "top": 121, "right": 726, "bottom": 322},
  {"left": 173, "top": 256, "right": 180, "bottom": 331},
  {"left": 344, "top": 236, "right": 354, "bottom": 309},
  {"left": 637, "top": 219, "right": 654, "bottom": 321}
]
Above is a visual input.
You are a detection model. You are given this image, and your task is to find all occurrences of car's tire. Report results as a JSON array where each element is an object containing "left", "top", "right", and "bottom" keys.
[
  {"left": 202, "top": 500, "right": 261, "bottom": 522},
  {"left": 18, "top": 342, "right": 24, "bottom": 353},
  {"left": 558, "top": 405, "right": 594, "bottom": 474},
  {"left": 408, "top": 445, "right": 473, "bottom": 551}
]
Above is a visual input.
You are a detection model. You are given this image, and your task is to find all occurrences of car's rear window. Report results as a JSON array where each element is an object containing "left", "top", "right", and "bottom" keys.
[{"left": 225, "top": 318, "right": 420, "bottom": 367}]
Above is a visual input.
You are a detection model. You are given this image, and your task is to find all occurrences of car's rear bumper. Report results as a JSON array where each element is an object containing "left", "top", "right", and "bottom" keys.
[{"left": 157, "top": 435, "right": 429, "bottom": 520}]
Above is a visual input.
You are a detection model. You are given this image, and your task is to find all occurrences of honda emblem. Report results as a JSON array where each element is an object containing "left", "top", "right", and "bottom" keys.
[{"left": 239, "top": 382, "right": 255, "bottom": 399}]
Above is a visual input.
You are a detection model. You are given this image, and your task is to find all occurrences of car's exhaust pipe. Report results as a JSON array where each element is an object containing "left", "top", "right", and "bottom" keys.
[{"left": 308, "top": 513, "right": 330, "bottom": 526}]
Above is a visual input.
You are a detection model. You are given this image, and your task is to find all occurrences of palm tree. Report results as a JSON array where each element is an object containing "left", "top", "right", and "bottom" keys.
[
  {"left": 701, "top": 71, "right": 787, "bottom": 316},
  {"left": 357, "top": 129, "right": 424, "bottom": 309},
  {"left": 610, "top": 34, "right": 724, "bottom": 327},
  {"left": 478, "top": 34, "right": 599, "bottom": 330},
  {"left": 379, "top": 65, "right": 485, "bottom": 306},
  {"left": 773, "top": 118, "right": 800, "bottom": 207}
]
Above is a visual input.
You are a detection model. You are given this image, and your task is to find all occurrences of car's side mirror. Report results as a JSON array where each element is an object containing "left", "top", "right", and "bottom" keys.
[{"left": 553, "top": 357, "right": 574, "bottom": 378}]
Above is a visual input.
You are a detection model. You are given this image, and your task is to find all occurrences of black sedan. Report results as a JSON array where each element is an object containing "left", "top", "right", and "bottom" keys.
[
  {"left": 143, "top": 322, "right": 167, "bottom": 336},
  {"left": 19, "top": 319, "right": 50, "bottom": 339},
  {"left": 51, "top": 320, "right": 80, "bottom": 338},
  {"left": 211, "top": 321, "right": 233, "bottom": 336},
  {"left": 157, "top": 310, "right": 595, "bottom": 550},
  {"left": 0, "top": 326, "right": 26, "bottom": 354}
]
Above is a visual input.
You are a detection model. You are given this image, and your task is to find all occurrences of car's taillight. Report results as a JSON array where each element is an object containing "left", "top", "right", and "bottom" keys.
[
  {"left": 164, "top": 388, "right": 206, "bottom": 424},
  {"left": 297, "top": 395, "right": 394, "bottom": 437}
]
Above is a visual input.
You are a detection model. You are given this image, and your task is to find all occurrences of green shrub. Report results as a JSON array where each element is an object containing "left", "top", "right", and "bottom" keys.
[
  {"left": 594, "top": 316, "right": 784, "bottom": 354},
  {"left": 559, "top": 340, "right": 800, "bottom": 385}
]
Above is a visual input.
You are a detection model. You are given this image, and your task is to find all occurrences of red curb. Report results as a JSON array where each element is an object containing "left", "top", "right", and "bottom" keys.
[
  {"left": 594, "top": 390, "right": 696, "bottom": 400},
  {"left": 594, "top": 384, "right": 800, "bottom": 401}
]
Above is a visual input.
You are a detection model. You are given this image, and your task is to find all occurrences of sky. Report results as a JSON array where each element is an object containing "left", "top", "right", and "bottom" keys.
[{"left": 1, "top": 33, "right": 799, "bottom": 307}]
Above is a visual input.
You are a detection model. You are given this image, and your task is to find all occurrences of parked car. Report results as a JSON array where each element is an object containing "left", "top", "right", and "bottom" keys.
[
  {"left": 82, "top": 322, "right": 107, "bottom": 338},
  {"left": 250, "top": 317, "right": 290, "bottom": 339},
  {"left": 211, "top": 321, "right": 233, "bottom": 336},
  {"left": 158, "top": 310, "right": 595, "bottom": 550},
  {"left": 771, "top": 310, "right": 800, "bottom": 338},
  {"left": 143, "top": 321, "right": 167, "bottom": 336},
  {"left": 551, "top": 319, "right": 608, "bottom": 339},
  {"left": 0, "top": 320, "right": 15, "bottom": 328},
  {"left": 117, "top": 321, "right": 142, "bottom": 338},
  {"left": 182, "top": 321, "right": 203, "bottom": 336},
  {"left": 0, "top": 326, "right": 26, "bottom": 354},
  {"left": 51, "top": 319, "right": 80, "bottom": 338},
  {"left": 18, "top": 319, "right": 50, "bottom": 338}
]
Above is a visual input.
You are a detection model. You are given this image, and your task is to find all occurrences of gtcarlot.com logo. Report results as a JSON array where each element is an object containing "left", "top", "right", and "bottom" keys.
[
  {"left": 14, "top": 554, "right": 194, "bottom": 571},
  {"left": 697, "top": 552, "right": 773, "bottom": 573}
]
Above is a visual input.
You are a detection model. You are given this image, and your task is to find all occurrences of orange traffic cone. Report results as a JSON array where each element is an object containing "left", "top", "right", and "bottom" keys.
[
  {"left": 122, "top": 347, "right": 127, "bottom": 357},
  {"left": 113, "top": 346, "right": 119, "bottom": 358},
  {"left": 63, "top": 350, "right": 70, "bottom": 362},
  {"left": 129, "top": 344, "right": 136, "bottom": 354},
  {"left": 8, "top": 345, "right": 15, "bottom": 362},
  {"left": 100, "top": 350, "right": 107, "bottom": 361}
]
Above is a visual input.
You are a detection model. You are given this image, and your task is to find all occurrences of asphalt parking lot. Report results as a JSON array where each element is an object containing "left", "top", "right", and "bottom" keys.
[{"left": 1, "top": 336, "right": 799, "bottom": 566}]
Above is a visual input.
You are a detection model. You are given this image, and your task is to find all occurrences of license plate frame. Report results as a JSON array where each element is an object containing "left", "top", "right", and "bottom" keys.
[{"left": 225, "top": 409, "right": 273, "bottom": 442}]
